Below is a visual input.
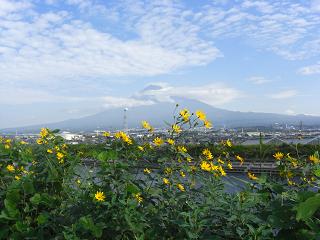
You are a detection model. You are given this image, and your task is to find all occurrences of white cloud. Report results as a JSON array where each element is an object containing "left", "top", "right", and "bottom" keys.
[
  {"left": 0, "top": 0, "right": 221, "bottom": 89},
  {"left": 1, "top": 0, "right": 319, "bottom": 94},
  {"left": 102, "top": 96, "right": 154, "bottom": 109},
  {"left": 201, "top": 1, "right": 320, "bottom": 60},
  {"left": 285, "top": 109, "right": 296, "bottom": 115},
  {"left": 135, "top": 82, "right": 242, "bottom": 106},
  {"left": 0, "top": 0, "right": 31, "bottom": 17},
  {"left": 298, "top": 62, "right": 320, "bottom": 75},
  {"left": 269, "top": 90, "right": 298, "bottom": 99},
  {"left": 247, "top": 76, "right": 271, "bottom": 85},
  {"left": 99, "top": 82, "right": 242, "bottom": 109}
]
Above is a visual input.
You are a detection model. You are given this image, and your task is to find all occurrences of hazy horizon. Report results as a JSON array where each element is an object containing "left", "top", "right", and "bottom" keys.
[{"left": 1, "top": 0, "right": 320, "bottom": 128}]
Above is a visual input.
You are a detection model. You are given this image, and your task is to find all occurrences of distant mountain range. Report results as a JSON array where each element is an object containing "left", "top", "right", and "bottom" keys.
[{"left": 2, "top": 97, "right": 320, "bottom": 133}]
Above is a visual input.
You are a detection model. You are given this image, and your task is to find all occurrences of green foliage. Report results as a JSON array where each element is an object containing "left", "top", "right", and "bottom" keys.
[{"left": 0, "top": 110, "right": 319, "bottom": 239}]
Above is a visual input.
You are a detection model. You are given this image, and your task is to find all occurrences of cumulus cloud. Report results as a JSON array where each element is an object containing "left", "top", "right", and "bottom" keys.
[
  {"left": 98, "top": 82, "right": 243, "bottom": 110},
  {"left": 0, "top": 0, "right": 221, "bottom": 89},
  {"left": 269, "top": 90, "right": 298, "bottom": 99},
  {"left": 131, "top": 82, "right": 242, "bottom": 107},
  {"left": 298, "top": 62, "right": 320, "bottom": 75},
  {"left": 0, "top": 0, "right": 31, "bottom": 16},
  {"left": 1, "top": 0, "right": 319, "bottom": 94}
]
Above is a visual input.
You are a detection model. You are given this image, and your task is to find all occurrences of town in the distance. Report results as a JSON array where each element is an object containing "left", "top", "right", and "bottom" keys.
[{"left": 2, "top": 121, "right": 320, "bottom": 146}]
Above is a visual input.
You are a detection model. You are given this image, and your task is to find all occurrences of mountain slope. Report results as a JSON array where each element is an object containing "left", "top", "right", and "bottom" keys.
[{"left": 2, "top": 97, "right": 320, "bottom": 133}]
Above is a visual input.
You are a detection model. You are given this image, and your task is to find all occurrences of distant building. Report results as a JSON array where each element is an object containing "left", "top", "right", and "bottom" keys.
[{"left": 59, "top": 131, "right": 84, "bottom": 141}]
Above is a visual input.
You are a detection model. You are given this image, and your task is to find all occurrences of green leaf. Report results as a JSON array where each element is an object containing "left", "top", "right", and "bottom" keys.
[
  {"left": 30, "top": 193, "right": 41, "bottom": 205},
  {"left": 79, "top": 216, "right": 102, "bottom": 238},
  {"left": 51, "top": 129, "right": 60, "bottom": 133},
  {"left": 314, "top": 168, "right": 320, "bottom": 177},
  {"left": 4, "top": 199, "right": 19, "bottom": 218},
  {"left": 22, "top": 180, "right": 35, "bottom": 194},
  {"left": 126, "top": 183, "right": 140, "bottom": 194},
  {"left": 296, "top": 194, "right": 320, "bottom": 221},
  {"left": 97, "top": 152, "right": 109, "bottom": 161},
  {"left": 37, "top": 212, "right": 49, "bottom": 225},
  {"left": 6, "top": 186, "right": 20, "bottom": 203},
  {"left": 15, "top": 221, "right": 28, "bottom": 232}
]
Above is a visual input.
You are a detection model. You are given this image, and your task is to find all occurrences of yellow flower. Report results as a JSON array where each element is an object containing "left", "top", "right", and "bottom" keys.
[
  {"left": 164, "top": 167, "right": 173, "bottom": 175},
  {"left": 273, "top": 152, "right": 284, "bottom": 160},
  {"left": 167, "top": 138, "right": 175, "bottom": 145},
  {"left": 15, "top": 175, "right": 21, "bottom": 181},
  {"left": 180, "top": 171, "right": 186, "bottom": 178},
  {"left": 57, "top": 152, "right": 64, "bottom": 159},
  {"left": 56, "top": 152, "right": 64, "bottom": 163},
  {"left": 248, "top": 172, "right": 258, "bottom": 180},
  {"left": 218, "top": 166, "right": 226, "bottom": 176},
  {"left": 286, "top": 171, "right": 293, "bottom": 179},
  {"left": 200, "top": 161, "right": 211, "bottom": 172},
  {"left": 210, "top": 163, "right": 219, "bottom": 171},
  {"left": 123, "top": 135, "right": 133, "bottom": 145},
  {"left": 6, "top": 164, "right": 15, "bottom": 172},
  {"left": 115, "top": 131, "right": 122, "bottom": 139},
  {"left": 4, "top": 144, "right": 10, "bottom": 149},
  {"left": 134, "top": 193, "right": 143, "bottom": 203},
  {"left": 138, "top": 146, "right": 144, "bottom": 151},
  {"left": 288, "top": 180, "right": 295, "bottom": 186},
  {"left": 202, "top": 148, "right": 213, "bottom": 160},
  {"left": 309, "top": 154, "right": 319, "bottom": 164},
  {"left": 141, "top": 121, "right": 153, "bottom": 132},
  {"left": 177, "top": 183, "right": 185, "bottom": 192},
  {"left": 235, "top": 155, "right": 244, "bottom": 165},
  {"left": 225, "top": 139, "right": 232, "bottom": 147},
  {"left": 190, "top": 166, "right": 197, "bottom": 172},
  {"left": 40, "top": 128, "right": 49, "bottom": 138},
  {"left": 172, "top": 124, "right": 182, "bottom": 133},
  {"left": 94, "top": 191, "right": 106, "bottom": 202},
  {"left": 227, "top": 162, "right": 233, "bottom": 169},
  {"left": 47, "top": 149, "right": 53, "bottom": 154},
  {"left": 76, "top": 179, "right": 81, "bottom": 184},
  {"left": 196, "top": 110, "right": 206, "bottom": 121},
  {"left": 115, "top": 131, "right": 132, "bottom": 144},
  {"left": 177, "top": 146, "right": 187, "bottom": 153},
  {"left": 153, "top": 137, "right": 164, "bottom": 146},
  {"left": 179, "top": 108, "right": 190, "bottom": 122},
  {"left": 204, "top": 120, "right": 212, "bottom": 128},
  {"left": 217, "top": 158, "right": 224, "bottom": 164},
  {"left": 186, "top": 157, "right": 192, "bottom": 162},
  {"left": 103, "top": 131, "right": 110, "bottom": 137},
  {"left": 291, "top": 160, "right": 298, "bottom": 167},
  {"left": 144, "top": 168, "right": 151, "bottom": 174},
  {"left": 36, "top": 139, "right": 43, "bottom": 145},
  {"left": 163, "top": 178, "right": 170, "bottom": 185},
  {"left": 20, "top": 141, "right": 27, "bottom": 145}
]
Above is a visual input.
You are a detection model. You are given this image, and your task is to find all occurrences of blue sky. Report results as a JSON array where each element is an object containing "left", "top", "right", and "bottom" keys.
[{"left": 0, "top": 0, "right": 320, "bottom": 128}]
